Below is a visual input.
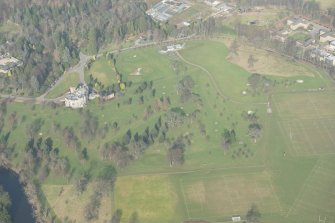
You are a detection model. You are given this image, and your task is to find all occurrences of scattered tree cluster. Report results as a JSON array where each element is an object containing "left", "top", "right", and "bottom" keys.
[
  {"left": 222, "top": 129, "right": 237, "bottom": 153},
  {"left": 0, "top": 186, "right": 12, "bottom": 223},
  {"left": 177, "top": 75, "right": 195, "bottom": 102}
]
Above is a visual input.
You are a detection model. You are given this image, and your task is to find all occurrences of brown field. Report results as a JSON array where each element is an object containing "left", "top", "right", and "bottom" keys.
[{"left": 42, "top": 184, "right": 112, "bottom": 222}]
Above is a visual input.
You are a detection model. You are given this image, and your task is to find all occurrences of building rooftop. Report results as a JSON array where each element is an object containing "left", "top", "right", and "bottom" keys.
[{"left": 65, "top": 85, "right": 88, "bottom": 101}]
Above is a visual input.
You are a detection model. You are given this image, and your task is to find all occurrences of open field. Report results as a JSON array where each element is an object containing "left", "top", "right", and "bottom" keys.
[
  {"left": 224, "top": 8, "right": 284, "bottom": 27},
  {"left": 181, "top": 171, "right": 281, "bottom": 219},
  {"left": 274, "top": 92, "right": 335, "bottom": 156},
  {"left": 0, "top": 21, "right": 21, "bottom": 33},
  {"left": 115, "top": 175, "right": 181, "bottom": 223},
  {"left": 42, "top": 183, "right": 112, "bottom": 223},
  {"left": 221, "top": 38, "right": 321, "bottom": 78},
  {"left": 85, "top": 58, "right": 117, "bottom": 86},
  {"left": 288, "top": 157, "right": 335, "bottom": 222},
  {"left": 46, "top": 72, "right": 79, "bottom": 98}
]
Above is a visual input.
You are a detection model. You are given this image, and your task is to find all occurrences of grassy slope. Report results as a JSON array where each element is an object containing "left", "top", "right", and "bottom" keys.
[
  {"left": 85, "top": 58, "right": 117, "bottom": 86},
  {"left": 46, "top": 72, "right": 79, "bottom": 99}
]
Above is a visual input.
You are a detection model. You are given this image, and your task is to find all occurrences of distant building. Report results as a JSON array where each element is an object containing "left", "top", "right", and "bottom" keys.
[
  {"left": 311, "top": 48, "right": 335, "bottom": 66},
  {"left": 232, "top": 215, "right": 242, "bottom": 222},
  {"left": 320, "top": 31, "right": 335, "bottom": 43},
  {"left": 215, "top": 3, "right": 233, "bottom": 12},
  {"left": 160, "top": 43, "right": 185, "bottom": 53},
  {"left": 146, "top": 0, "right": 189, "bottom": 22},
  {"left": 204, "top": 0, "right": 220, "bottom": 7},
  {"left": 64, "top": 85, "right": 89, "bottom": 108},
  {"left": 287, "top": 18, "right": 310, "bottom": 30}
]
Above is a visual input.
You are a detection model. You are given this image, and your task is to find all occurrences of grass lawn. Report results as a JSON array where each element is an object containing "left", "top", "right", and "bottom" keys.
[
  {"left": 115, "top": 175, "right": 181, "bottom": 223},
  {"left": 42, "top": 183, "right": 112, "bottom": 222},
  {"left": 85, "top": 58, "right": 117, "bottom": 87},
  {"left": 46, "top": 72, "right": 79, "bottom": 99},
  {"left": 224, "top": 8, "right": 284, "bottom": 27},
  {"left": 221, "top": 38, "right": 321, "bottom": 78},
  {"left": 0, "top": 21, "right": 21, "bottom": 33}
]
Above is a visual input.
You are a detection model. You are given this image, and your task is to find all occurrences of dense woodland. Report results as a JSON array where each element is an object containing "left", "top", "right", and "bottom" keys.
[{"left": 0, "top": 0, "right": 156, "bottom": 95}]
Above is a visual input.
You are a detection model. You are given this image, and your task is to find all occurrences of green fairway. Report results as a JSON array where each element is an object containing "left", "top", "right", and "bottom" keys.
[{"left": 46, "top": 72, "right": 80, "bottom": 99}]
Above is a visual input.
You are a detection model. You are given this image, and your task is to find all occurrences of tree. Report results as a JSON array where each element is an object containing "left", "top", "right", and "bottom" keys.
[
  {"left": 0, "top": 186, "right": 11, "bottom": 223},
  {"left": 96, "top": 165, "right": 117, "bottom": 193},
  {"left": 248, "top": 73, "right": 261, "bottom": 91},
  {"left": 248, "top": 123, "right": 262, "bottom": 143},
  {"left": 88, "top": 28, "right": 99, "bottom": 54},
  {"left": 177, "top": 76, "right": 194, "bottom": 102},
  {"left": 30, "top": 76, "right": 40, "bottom": 93},
  {"left": 229, "top": 39, "right": 240, "bottom": 56},
  {"left": 248, "top": 54, "right": 257, "bottom": 67},
  {"left": 75, "top": 173, "right": 90, "bottom": 194},
  {"left": 129, "top": 212, "right": 139, "bottom": 223},
  {"left": 167, "top": 137, "right": 185, "bottom": 166},
  {"left": 246, "top": 204, "right": 261, "bottom": 223},
  {"left": 84, "top": 192, "right": 102, "bottom": 221},
  {"left": 222, "top": 129, "right": 236, "bottom": 151},
  {"left": 110, "top": 209, "right": 122, "bottom": 223}
]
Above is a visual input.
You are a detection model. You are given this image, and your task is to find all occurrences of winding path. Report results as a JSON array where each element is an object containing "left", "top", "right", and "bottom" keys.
[{"left": 175, "top": 51, "right": 268, "bottom": 105}]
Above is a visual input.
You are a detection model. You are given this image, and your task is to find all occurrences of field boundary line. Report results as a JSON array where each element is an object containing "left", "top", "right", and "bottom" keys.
[
  {"left": 179, "top": 178, "right": 191, "bottom": 219},
  {"left": 119, "top": 164, "right": 265, "bottom": 177},
  {"left": 285, "top": 158, "right": 321, "bottom": 217},
  {"left": 296, "top": 120, "right": 316, "bottom": 155},
  {"left": 266, "top": 172, "right": 284, "bottom": 213}
]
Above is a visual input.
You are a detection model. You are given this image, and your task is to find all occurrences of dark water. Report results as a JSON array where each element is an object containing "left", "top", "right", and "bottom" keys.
[{"left": 0, "top": 168, "right": 36, "bottom": 223}]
